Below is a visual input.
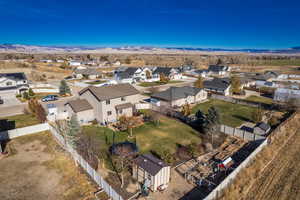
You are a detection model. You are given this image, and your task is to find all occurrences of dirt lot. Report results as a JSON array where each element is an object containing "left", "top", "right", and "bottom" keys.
[
  {"left": 243, "top": 130, "right": 300, "bottom": 200},
  {"left": 0, "top": 132, "right": 96, "bottom": 200}
]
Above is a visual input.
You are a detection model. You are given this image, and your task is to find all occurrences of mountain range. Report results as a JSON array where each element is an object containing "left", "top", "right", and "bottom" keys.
[{"left": 0, "top": 44, "right": 300, "bottom": 54}]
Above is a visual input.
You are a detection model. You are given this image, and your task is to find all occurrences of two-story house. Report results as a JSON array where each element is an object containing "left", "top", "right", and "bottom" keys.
[
  {"left": 78, "top": 83, "right": 140, "bottom": 125},
  {"left": 152, "top": 67, "right": 182, "bottom": 80},
  {"left": 0, "top": 73, "right": 29, "bottom": 93}
]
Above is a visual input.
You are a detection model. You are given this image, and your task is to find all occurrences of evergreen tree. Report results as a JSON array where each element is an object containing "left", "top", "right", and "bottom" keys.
[
  {"left": 22, "top": 91, "right": 30, "bottom": 100},
  {"left": 66, "top": 115, "right": 80, "bottom": 148},
  {"left": 28, "top": 88, "right": 35, "bottom": 97},
  {"left": 59, "top": 80, "right": 71, "bottom": 96}
]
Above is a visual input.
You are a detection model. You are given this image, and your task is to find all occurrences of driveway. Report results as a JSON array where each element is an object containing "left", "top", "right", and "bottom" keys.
[{"left": 0, "top": 90, "right": 22, "bottom": 107}]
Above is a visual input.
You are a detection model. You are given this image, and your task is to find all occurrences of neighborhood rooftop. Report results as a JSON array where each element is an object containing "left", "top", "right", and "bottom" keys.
[
  {"left": 151, "top": 86, "right": 203, "bottom": 101},
  {"left": 0, "top": 72, "right": 27, "bottom": 80},
  {"left": 204, "top": 78, "right": 231, "bottom": 90},
  {"left": 66, "top": 99, "right": 93, "bottom": 113},
  {"left": 134, "top": 154, "right": 168, "bottom": 176},
  {"left": 79, "top": 83, "right": 139, "bottom": 101}
]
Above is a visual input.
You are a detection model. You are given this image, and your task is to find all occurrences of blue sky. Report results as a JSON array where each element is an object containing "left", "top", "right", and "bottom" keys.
[{"left": 0, "top": 0, "right": 299, "bottom": 49}]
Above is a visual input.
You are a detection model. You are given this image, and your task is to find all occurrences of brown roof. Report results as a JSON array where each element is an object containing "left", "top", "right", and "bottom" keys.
[
  {"left": 66, "top": 99, "right": 93, "bottom": 113},
  {"left": 134, "top": 154, "right": 169, "bottom": 176},
  {"left": 115, "top": 103, "right": 133, "bottom": 110},
  {"left": 79, "top": 83, "right": 139, "bottom": 101}
]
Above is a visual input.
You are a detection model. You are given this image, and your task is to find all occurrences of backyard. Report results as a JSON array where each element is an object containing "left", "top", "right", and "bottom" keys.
[
  {"left": 82, "top": 115, "right": 202, "bottom": 159},
  {"left": 192, "top": 99, "right": 260, "bottom": 127},
  {"left": 0, "top": 131, "right": 96, "bottom": 200},
  {"left": 0, "top": 114, "right": 40, "bottom": 131},
  {"left": 245, "top": 95, "right": 273, "bottom": 105}
]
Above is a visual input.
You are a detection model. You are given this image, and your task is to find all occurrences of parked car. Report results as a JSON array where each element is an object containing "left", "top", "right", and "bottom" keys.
[
  {"left": 0, "top": 97, "right": 3, "bottom": 104},
  {"left": 41, "top": 95, "right": 58, "bottom": 102}
]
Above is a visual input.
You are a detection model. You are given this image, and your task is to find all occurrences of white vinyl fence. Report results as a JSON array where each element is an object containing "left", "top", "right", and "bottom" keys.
[
  {"left": 33, "top": 88, "right": 59, "bottom": 93},
  {"left": 204, "top": 139, "right": 268, "bottom": 200},
  {"left": 0, "top": 123, "right": 49, "bottom": 140},
  {"left": 0, "top": 123, "right": 125, "bottom": 200},
  {"left": 49, "top": 126, "right": 125, "bottom": 200}
]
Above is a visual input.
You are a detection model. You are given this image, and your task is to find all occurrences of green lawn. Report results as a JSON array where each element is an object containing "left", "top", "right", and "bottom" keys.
[
  {"left": 138, "top": 80, "right": 183, "bottom": 87},
  {"left": 82, "top": 116, "right": 202, "bottom": 155},
  {"left": 0, "top": 114, "right": 40, "bottom": 131},
  {"left": 192, "top": 99, "right": 258, "bottom": 127},
  {"left": 245, "top": 95, "right": 273, "bottom": 105}
]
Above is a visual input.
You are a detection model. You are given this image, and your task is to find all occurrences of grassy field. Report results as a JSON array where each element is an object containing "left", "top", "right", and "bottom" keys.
[
  {"left": 192, "top": 99, "right": 258, "bottom": 127},
  {"left": 138, "top": 80, "right": 183, "bottom": 87},
  {"left": 245, "top": 95, "right": 273, "bottom": 105},
  {"left": 0, "top": 114, "right": 40, "bottom": 130},
  {"left": 83, "top": 115, "right": 202, "bottom": 155}
]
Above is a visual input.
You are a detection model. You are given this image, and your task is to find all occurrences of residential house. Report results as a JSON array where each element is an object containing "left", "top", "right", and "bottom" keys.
[
  {"left": 273, "top": 88, "right": 300, "bottom": 102},
  {"left": 78, "top": 83, "right": 140, "bottom": 124},
  {"left": 73, "top": 68, "right": 101, "bottom": 79},
  {"left": 151, "top": 86, "right": 208, "bottom": 107},
  {"left": 255, "top": 80, "right": 277, "bottom": 88},
  {"left": 0, "top": 73, "right": 29, "bottom": 93},
  {"left": 203, "top": 78, "right": 231, "bottom": 96},
  {"left": 69, "top": 61, "right": 81, "bottom": 66},
  {"left": 253, "top": 122, "right": 271, "bottom": 135},
  {"left": 193, "top": 69, "right": 209, "bottom": 78},
  {"left": 152, "top": 67, "right": 182, "bottom": 80},
  {"left": 132, "top": 154, "right": 171, "bottom": 192},
  {"left": 40, "top": 59, "right": 52, "bottom": 63},
  {"left": 65, "top": 99, "right": 94, "bottom": 124},
  {"left": 208, "top": 65, "right": 231, "bottom": 76},
  {"left": 115, "top": 67, "right": 152, "bottom": 83}
]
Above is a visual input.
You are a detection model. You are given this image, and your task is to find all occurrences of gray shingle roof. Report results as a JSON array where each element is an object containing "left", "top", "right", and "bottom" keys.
[
  {"left": 66, "top": 99, "right": 93, "bottom": 113},
  {"left": 153, "top": 67, "right": 175, "bottom": 76},
  {"left": 151, "top": 86, "right": 202, "bottom": 101},
  {"left": 79, "top": 83, "right": 139, "bottom": 101},
  {"left": 0, "top": 72, "right": 27, "bottom": 81},
  {"left": 134, "top": 154, "right": 168, "bottom": 176},
  {"left": 208, "top": 65, "right": 229, "bottom": 72},
  {"left": 204, "top": 78, "right": 231, "bottom": 91}
]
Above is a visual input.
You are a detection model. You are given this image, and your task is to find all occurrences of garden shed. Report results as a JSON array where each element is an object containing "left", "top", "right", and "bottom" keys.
[{"left": 132, "top": 154, "right": 171, "bottom": 192}]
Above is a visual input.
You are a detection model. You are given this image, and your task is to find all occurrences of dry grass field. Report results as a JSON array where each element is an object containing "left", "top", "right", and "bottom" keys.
[
  {"left": 218, "top": 112, "right": 300, "bottom": 200},
  {"left": 0, "top": 132, "right": 96, "bottom": 200},
  {"left": 243, "top": 130, "right": 300, "bottom": 200}
]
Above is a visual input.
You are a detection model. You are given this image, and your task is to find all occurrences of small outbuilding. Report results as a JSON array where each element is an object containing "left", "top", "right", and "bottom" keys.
[
  {"left": 132, "top": 154, "right": 171, "bottom": 192},
  {"left": 253, "top": 122, "right": 271, "bottom": 135}
]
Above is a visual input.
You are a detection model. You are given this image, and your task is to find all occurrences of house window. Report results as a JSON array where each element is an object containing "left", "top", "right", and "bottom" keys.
[
  {"left": 106, "top": 100, "right": 110, "bottom": 105},
  {"left": 107, "top": 111, "right": 112, "bottom": 116},
  {"left": 121, "top": 97, "right": 126, "bottom": 101},
  {"left": 6, "top": 82, "right": 12, "bottom": 86}
]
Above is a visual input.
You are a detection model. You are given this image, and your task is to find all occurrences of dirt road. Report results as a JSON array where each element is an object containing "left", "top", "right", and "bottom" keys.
[{"left": 244, "top": 131, "right": 300, "bottom": 200}]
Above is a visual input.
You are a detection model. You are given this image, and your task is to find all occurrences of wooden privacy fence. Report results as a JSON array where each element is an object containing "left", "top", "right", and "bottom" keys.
[{"left": 220, "top": 124, "right": 266, "bottom": 141}]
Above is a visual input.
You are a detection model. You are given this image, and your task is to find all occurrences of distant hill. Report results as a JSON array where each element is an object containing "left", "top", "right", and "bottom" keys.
[{"left": 0, "top": 43, "right": 300, "bottom": 54}]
